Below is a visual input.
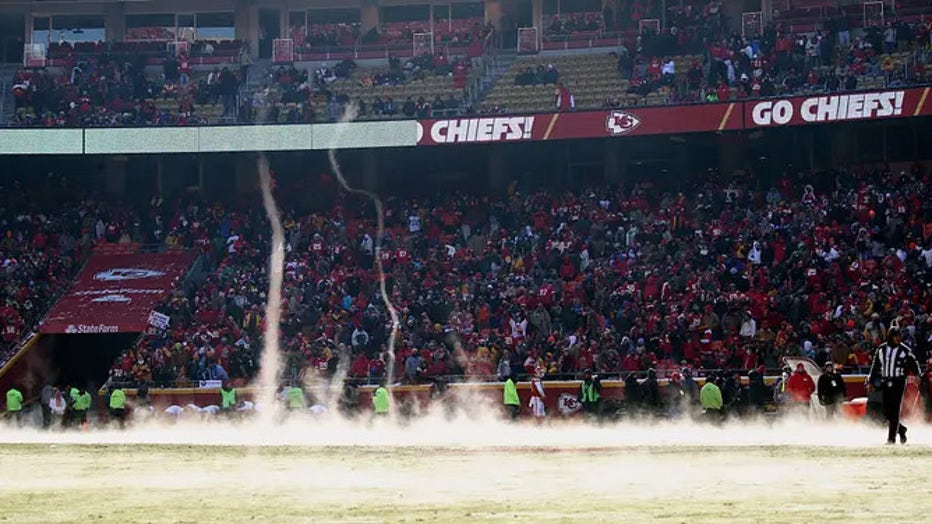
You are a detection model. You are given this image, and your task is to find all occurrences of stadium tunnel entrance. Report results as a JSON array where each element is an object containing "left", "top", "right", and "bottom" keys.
[
  {"left": 47, "top": 333, "right": 140, "bottom": 395},
  {"left": 0, "top": 333, "right": 137, "bottom": 400}
]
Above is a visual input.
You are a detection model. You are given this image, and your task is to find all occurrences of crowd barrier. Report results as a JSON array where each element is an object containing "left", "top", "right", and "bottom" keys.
[{"left": 99, "top": 374, "right": 894, "bottom": 419}]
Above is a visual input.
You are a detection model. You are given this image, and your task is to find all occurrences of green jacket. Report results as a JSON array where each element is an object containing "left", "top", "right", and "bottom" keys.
[
  {"left": 700, "top": 382, "right": 723, "bottom": 410},
  {"left": 109, "top": 389, "right": 126, "bottom": 409},
  {"left": 5, "top": 388, "right": 23, "bottom": 412},
  {"left": 74, "top": 392, "right": 92, "bottom": 411},
  {"left": 503, "top": 379, "right": 520, "bottom": 406},
  {"left": 221, "top": 388, "right": 236, "bottom": 408},
  {"left": 373, "top": 387, "right": 390, "bottom": 414},
  {"left": 287, "top": 386, "right": 306, "bottom": 409},
  {"left": 580, "top": 381, "right": 601, "bottom": 403}
]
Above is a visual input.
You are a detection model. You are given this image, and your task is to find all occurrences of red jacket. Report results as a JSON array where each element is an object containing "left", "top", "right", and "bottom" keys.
[
  {"left": 556, "top": 85, "right": 575, "bottom": 112},
  {"left": 786, "top": 371, "right": 816, "bottom": 403}
]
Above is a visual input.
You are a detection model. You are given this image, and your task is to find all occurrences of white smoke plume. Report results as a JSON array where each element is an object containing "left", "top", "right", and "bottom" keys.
[
  {"left": 326, "top": 104, "right": 401, "bottom": 388},
  {"left": 1, "top": 409, "right": 928, "bottom": 449},
  {"left": 255, "top": 153, "right": 285, "bottom": 421}
]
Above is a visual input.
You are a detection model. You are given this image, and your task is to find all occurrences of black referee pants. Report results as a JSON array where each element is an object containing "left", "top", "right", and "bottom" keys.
[{"left": 882, "top": 378, "right": 907, "bottom": 443}]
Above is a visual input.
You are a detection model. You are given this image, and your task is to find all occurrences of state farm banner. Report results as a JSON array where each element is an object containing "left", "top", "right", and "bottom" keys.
[
  {"left": 416, "top": 102, "right": 742, "bottom": 145},
  {"left": 746, "top": 87, "right": 932, "bottom": 128},
  {"left": 39, "top": 253, "right": 194, "bottom": 334}
]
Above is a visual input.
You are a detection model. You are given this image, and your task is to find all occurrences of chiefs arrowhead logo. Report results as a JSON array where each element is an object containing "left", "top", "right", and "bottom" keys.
[
  {"left": 557, "top": 393, "right": 583, "bottom": 415},
  {"left": 605, "top": 111, "right": 641, "bottom": 136},
  {"left": 94, "top": 268, "right": 166, "bottom": 281}
]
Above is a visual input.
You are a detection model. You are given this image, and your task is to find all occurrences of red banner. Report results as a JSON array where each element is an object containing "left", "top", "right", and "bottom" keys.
[
  {"left": 417, "top": 87, "right": 932, "bottom": 145},
  {"left": 39, "top": 253, "right": 194, "bottom": 334},
  {"left": 745, "top": 87, "right": 932, "bottom": 128},
  {"left": 417, "top": 102, "right": 742, "bottom": 145}
]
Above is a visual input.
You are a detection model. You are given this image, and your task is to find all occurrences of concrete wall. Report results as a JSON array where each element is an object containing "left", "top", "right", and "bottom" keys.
[{"left": 0, "top": 120, "right": 416, "bottom": 156}]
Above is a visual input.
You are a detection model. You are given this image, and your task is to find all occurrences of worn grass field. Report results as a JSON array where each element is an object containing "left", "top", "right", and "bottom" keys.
[{"left": 1, "top": 441, "right": 930, "bottom": 524}]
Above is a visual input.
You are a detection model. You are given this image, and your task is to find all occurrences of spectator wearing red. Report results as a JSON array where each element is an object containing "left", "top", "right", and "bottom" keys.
[
  {"left": 785, "top": 363, "right": 816, "bottom": 404},
  {"left": 453, "top": 60, "right": 469, "bottom": 89},
  {"left": 648, "top": 57, "right": 662, "bottom": 80},
  {"left": 555, "top": 82, "right": 575, "bottom": 112},
  {"left": 716, "top": 82, "right": 730, "bottom": 102},
  {"left": 179, "top": 52, "right": 191, "bottom": 86}
]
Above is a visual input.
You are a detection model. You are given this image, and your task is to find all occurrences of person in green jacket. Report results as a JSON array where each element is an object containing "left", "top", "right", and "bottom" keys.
[
  {"left": 73, "top": 388, "right": 92, "bottom": 429},
  {"left": 700, "top": 376, "right": 724, "bottom": 422},
  {"left": 108, "top": 387, "right": 127, "bottom": 428},
  {"left": 372, "top": 381, "right": 390, "bottom": 416},
  {"left": 220, "top": 383, "right": 237, "bottom": 415},
  {"left": 286, "top": 384, "right": 306, "bottom": 411},
  {"left": 503, "top": 374, "right": 520, "bottom": 420},
  {"left": 5, "top": 385, "right": 24, "bottom": 427},
  {"left": 579, "top": 369, "right": 602, "bottom": 419}
]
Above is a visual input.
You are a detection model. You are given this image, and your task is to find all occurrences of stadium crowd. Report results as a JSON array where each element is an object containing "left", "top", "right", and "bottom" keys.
[
  {"left": 238, "top": 52, "right": 471, "bottom": 123},
  {"left": 10, "top": 48, "right": 245, "bottom": 127},
  {"left": 614, "top": 14, "right": 930, "bottom": 104},
  {"left": 9, "top": 2, "right": 931, "bottom": 127},
  {"left": 105, "top": 161, "right": 932, "bottom": 388}
]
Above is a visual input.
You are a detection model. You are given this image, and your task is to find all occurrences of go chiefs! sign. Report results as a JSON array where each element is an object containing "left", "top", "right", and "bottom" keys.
[
  {"left": 750, "top": 91, "right": 905, "bottom": 126},
  {"left": 747, "top": 88, "right": 931, "bottom": 128}
]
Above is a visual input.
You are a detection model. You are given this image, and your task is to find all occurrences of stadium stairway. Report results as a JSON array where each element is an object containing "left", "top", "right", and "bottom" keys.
[
  {"left": 0, "top": 64, "right": 18, "bottom": 125},
  {"left": 472, "top": 50, "right": 517, "bottom": 106},
  {"left": 245, "top": 58, "right": 271, "bottom": 92},
  {"left": 229, "top": 57, "right": 272, "bottom": 124}
]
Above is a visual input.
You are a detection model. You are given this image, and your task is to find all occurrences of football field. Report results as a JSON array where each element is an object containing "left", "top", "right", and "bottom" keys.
[{"left": 1, "top": 419, "right": 930, "bottom": 523}]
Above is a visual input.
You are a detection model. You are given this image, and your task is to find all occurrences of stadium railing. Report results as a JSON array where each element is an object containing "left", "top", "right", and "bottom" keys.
[
  {"left": 541, "top": 30, "right": 635, "bottom": 51},
  {"left": 459, "top": 28, "right": 498, "bottom": 112},
  {"left": 294, "top": 40, "right": 483, "bottom": 62}
]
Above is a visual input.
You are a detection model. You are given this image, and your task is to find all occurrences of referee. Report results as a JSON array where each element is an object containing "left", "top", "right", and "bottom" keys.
[{"left": 867, "top": 328, "right": 920, "bottom": 445}]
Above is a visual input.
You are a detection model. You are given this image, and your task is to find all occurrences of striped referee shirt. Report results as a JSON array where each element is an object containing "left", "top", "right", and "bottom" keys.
[{"left": 868, "top": 343, "right": 920, "bottom": 381}]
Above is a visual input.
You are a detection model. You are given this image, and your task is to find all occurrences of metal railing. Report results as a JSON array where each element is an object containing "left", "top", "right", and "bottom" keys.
[
  {"left": 292, "top": 40, "right": 482, "bottom": 62},
  {"left": 541, "top": 31, "right": 631, "bottom": 51},
  {"left": 0, "top": 64, "right": 18, "bottom": 123},
  {"left": 0, "top": 79, "right": 6, "bottom": 123},
  {"left": 463, "top": 29, "right": 500, "bottom": 110}
]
